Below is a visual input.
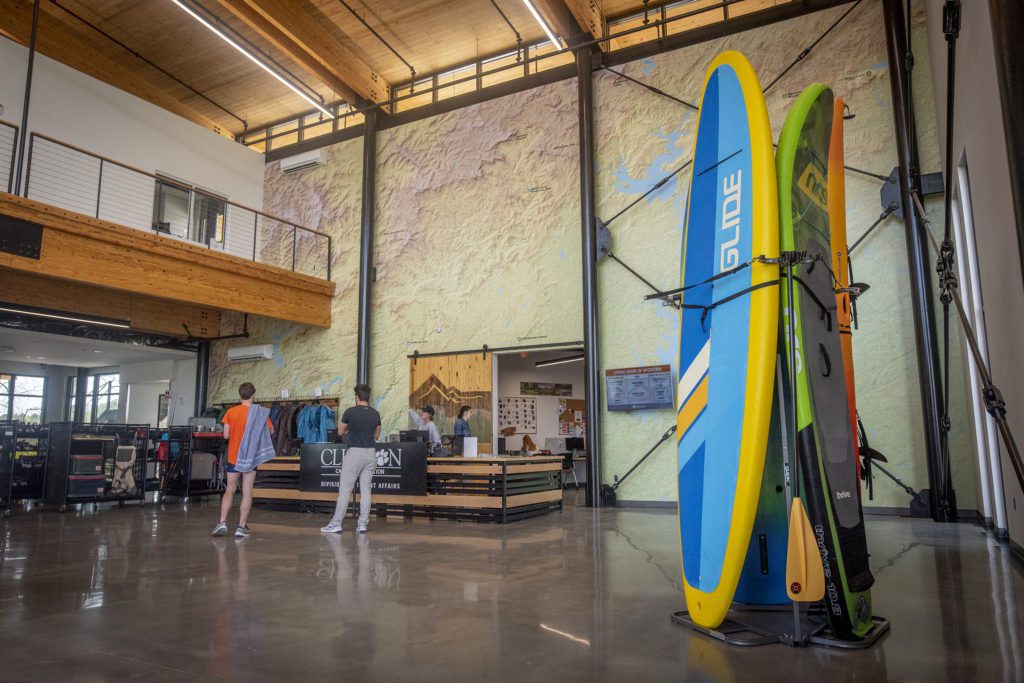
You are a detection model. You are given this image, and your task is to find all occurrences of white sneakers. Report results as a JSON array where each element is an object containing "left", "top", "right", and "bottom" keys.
[{"left": 320, "top": 520, "right": 368, "bottom": 533}]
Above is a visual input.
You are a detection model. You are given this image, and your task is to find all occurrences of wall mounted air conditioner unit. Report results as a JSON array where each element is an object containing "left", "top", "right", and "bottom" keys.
[
  {"left": 227, "top": 344, "right": 274, "bottom": 363},
  {"left": 280, "top": 149, "right": 326, "bottom": 174}
]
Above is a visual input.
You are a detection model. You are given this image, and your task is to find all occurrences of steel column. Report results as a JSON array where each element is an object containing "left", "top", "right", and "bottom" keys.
[
  {"left": 73, "top": 367, "right": 88, "bottom": 423},
  {"left": 576, "top": 47, "right": 602, "bottom": 507},
  {"left": 356, "top": 107, "right": 379, "bottom": 385},
  {"left": 194, "top": 341, "right": 210, "bottom": 417},
  {"left": 12, "top": 0, "right": 40, "bottom": 196},
  {"left": 882, "top": 0, "right": 949, "bottom": 521}
]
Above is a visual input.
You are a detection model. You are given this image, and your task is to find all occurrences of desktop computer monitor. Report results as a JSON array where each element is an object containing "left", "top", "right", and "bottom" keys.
[
  {"left": 565, "top": 437, "right": 585, "bottom": 452},
  {"left": 400, "top": 430, "right": 430, "bottom": 444},
  {"left": 545, "top": 437, "right": 567, "bottom": 453}
]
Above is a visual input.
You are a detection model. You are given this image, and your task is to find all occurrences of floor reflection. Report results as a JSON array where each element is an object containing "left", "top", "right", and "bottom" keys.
[{"left": 0, "top": 504, "right": 1020, "bottom": 681}]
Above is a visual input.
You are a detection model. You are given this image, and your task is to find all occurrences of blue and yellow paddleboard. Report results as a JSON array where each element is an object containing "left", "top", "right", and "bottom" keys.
[{"left": 677, "top": 51, "right": 779, "bottom": 629}]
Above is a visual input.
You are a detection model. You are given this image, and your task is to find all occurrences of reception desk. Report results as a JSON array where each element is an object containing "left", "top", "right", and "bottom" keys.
[{"left": 253, "top": 443, "right": 562, "bottom": 523}]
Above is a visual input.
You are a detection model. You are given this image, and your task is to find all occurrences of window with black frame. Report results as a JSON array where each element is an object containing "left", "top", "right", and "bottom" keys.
[
  {"left": 84, "top": 373, "right": 120, "bottom": 424},
  {"left": 0, "top": 373, "right": 46, "bottom": 424},
  {"left": 152, "top": 178, "right": 227, "bottom": 250},
  {"left": 65, "top": 375, "right": 77, "bottom": 421}
]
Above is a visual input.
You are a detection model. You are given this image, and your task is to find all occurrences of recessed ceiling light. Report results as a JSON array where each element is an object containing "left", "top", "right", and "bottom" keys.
[
  {"left": 93, "top": 350, "right": 103, "bottom": 354},
  {"left": 36, "top": 356, "right": 46, "bottom": 360}
]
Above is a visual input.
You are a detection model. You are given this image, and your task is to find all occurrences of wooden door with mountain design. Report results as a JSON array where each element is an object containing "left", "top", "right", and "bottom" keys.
[{"left": 409, "top": 352, "right": 493, "bottom": 453}]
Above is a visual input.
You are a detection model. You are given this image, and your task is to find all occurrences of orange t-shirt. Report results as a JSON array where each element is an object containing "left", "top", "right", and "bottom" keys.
[{"left": 222, "top": 404, "right": 273, "bottom": 465}]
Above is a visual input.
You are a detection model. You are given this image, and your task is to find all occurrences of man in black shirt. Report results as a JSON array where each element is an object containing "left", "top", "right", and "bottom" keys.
[{"left": 321, "top": 384, "right": 381, "bottom": 534}]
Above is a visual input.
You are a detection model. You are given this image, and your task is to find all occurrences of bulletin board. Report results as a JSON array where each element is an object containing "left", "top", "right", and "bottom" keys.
[
  {"left": 498, "top": 397, "right": 537, "bottom": 434},
  {"left": 558, "top": 398, "right": 586, "bottom": 436}
]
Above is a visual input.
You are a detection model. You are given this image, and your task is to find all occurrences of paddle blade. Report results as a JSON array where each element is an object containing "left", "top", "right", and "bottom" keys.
[{"left": 786, "top": 497, "right": 826, "bottom": 601}]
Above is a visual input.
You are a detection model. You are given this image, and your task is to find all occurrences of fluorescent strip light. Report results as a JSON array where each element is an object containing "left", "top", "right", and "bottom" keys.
[
  {"left": 536, "top": 354, "right": 585, "bottom": 368},
  {"left": 520, "top": 0, "right": 562, "bottom": 48},
  {"left": 170, "top": 0, "right": 334, "bottom": 118},
  {"left": 0, "top": 303, "right": 131, "bottom": 329}
]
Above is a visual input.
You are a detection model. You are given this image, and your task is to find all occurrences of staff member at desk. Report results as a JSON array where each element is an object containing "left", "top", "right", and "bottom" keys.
[
  {"left": 454, "top": 406, "right": 473, "bottom": 438},
  {"left": 408, "top": 405, "right": 442, "bottom": 448}
]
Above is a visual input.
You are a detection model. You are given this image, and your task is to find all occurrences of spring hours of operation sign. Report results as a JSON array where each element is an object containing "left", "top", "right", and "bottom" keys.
[{"left": 605, "top": 365, "right": 674, "bottom": 411}]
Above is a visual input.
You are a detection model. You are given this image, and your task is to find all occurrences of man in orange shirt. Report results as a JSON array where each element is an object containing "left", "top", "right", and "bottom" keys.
[{"left": 212, "top": 382, "right": 273, "bottom": 538}]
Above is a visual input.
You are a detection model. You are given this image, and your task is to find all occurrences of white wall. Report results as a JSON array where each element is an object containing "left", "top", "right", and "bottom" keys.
[
  {"left": 117, "top": 358, "right": 197, "bottom": 426},
  {"left": 0, "top": 36, "right": 264, "bottom": 213},
  {"left": 496, "top": 353, "right": 585, "bottom": 452},
  {"left": 125, "top": 380, "right": 169, "bottom": 426},
  {"left": 0, "top": 359, "right": 76, "bottom": 422},
  {"left": 923, "top": 1, "right": 1024, "bottom": 545}
]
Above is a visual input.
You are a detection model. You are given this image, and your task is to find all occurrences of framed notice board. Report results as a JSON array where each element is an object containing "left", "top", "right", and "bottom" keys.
[
  {"left": 605, "top": 365, "right": 674, "bottom": 411},
  {"left": 498, "top": 397, "right": 536, "bottom": 434}
]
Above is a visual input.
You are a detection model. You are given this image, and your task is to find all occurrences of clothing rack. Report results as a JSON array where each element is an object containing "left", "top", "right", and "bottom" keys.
[{"left": 214, "top": 395, "right": 341, "bottom": 407}]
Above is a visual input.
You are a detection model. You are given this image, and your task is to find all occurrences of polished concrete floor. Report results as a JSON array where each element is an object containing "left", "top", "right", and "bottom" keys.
[{"left": 1, "top": 498, "right": 1021, "bottom": 682}]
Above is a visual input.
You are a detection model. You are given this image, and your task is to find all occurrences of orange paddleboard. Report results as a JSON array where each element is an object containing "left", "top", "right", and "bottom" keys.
[{"left": 829, "top": 98, "right": 859, "bottom": 480}]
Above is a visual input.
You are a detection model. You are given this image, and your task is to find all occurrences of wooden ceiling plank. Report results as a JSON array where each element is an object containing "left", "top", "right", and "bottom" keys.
[
  {"left": 0, "top": 0, "right": 234, "bottom": 137},
  {"left": 214, "top": 0, "right": 388, "bottom": 104},
  {"left": 531, "top": 0, "right": 605, "bottom": 42},
  {"left": 0, "top": 269, "right": 223, "bottom": 338}
]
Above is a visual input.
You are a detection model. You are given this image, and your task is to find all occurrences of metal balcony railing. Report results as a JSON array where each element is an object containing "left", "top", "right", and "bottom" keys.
[
  {"left": 1, "top": 120, "right": 17, "bottom": 194},
  {"left": 14, "top": 131, "right": 332, "bottom": 280}
]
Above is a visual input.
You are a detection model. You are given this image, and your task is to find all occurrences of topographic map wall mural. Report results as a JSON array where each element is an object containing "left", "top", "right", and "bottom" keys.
[
  {"left": 594, "top": 0, "right": 974, "bottom": 507},
  {"left": 370, "top": 80, "right": 582, "bottom": 436},
  {"left": 209, "top": 1, "right": 976, "bottom": 508},
  {"left": 208, "top": 137, "right": 362, "bottom": 404}
]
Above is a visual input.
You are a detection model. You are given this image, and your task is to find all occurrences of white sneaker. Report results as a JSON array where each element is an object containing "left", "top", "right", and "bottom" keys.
[
  {"left": 321, "top": 521, "right": 343, "bottom": 533},
  {"left": 356, "top": 523, "right": 368, "bottom": 534}
]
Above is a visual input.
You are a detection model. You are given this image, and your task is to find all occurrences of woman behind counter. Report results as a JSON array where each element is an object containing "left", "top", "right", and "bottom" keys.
[{"left": 454, "top": 406, "right": 473, "bottom": 438}]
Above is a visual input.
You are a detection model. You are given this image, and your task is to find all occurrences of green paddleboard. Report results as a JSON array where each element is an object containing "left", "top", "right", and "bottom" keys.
[{"left": 777, "top": 83, "right": 875, "bottom": 639}]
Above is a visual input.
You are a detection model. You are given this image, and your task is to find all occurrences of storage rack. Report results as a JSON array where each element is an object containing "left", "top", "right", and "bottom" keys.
[
  {"left": 0, "top": 421, "right": 14, "bottom": 515},
  {"left": 43, "top": 423, "right": 150, "bottom": 512},
  {"left": 1, "top": 422, "right": 50, "bottom": 514},
  {"left": 158, "top": 426, "right": 228, "bottom": 501}
]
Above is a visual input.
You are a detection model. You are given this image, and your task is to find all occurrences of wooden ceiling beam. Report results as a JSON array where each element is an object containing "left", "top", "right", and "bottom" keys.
[
  {"left": 531, "top": 0, "right": 605, "bottom": 43},
  {"left": 0, "top": 0, "right": 234, "bottom": 137},
  {"left": 213, "top": 0, "right": 388, "bottom": 105}
]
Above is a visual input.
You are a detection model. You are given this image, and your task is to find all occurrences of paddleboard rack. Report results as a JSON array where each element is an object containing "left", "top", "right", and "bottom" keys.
[
  {"left": 671, "top": 274, "right": 891, "bottom": 650},
  {"left": 670, "top": 605, "right": 890, "bottom": 649}
]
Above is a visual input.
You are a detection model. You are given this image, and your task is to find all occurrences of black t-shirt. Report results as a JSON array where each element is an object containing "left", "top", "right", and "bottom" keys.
[{"left": 342, "top": 405, "right": 381, "bottom": 448}]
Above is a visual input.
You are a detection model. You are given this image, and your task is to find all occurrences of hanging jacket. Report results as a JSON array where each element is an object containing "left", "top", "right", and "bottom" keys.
[
  {"left": 272, "top": 403, "right": 301, "bottom": 456},
  {"left": 296, "top": 404, "right": 337, "bottom": 443},
  {"left": 296, "top": 405, "right": 316, "bottom": 443}
]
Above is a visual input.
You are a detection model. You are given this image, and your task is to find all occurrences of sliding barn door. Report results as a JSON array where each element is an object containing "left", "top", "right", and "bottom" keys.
[{"left": 409, "top": 352, "right": 493, "bottom": 453}]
